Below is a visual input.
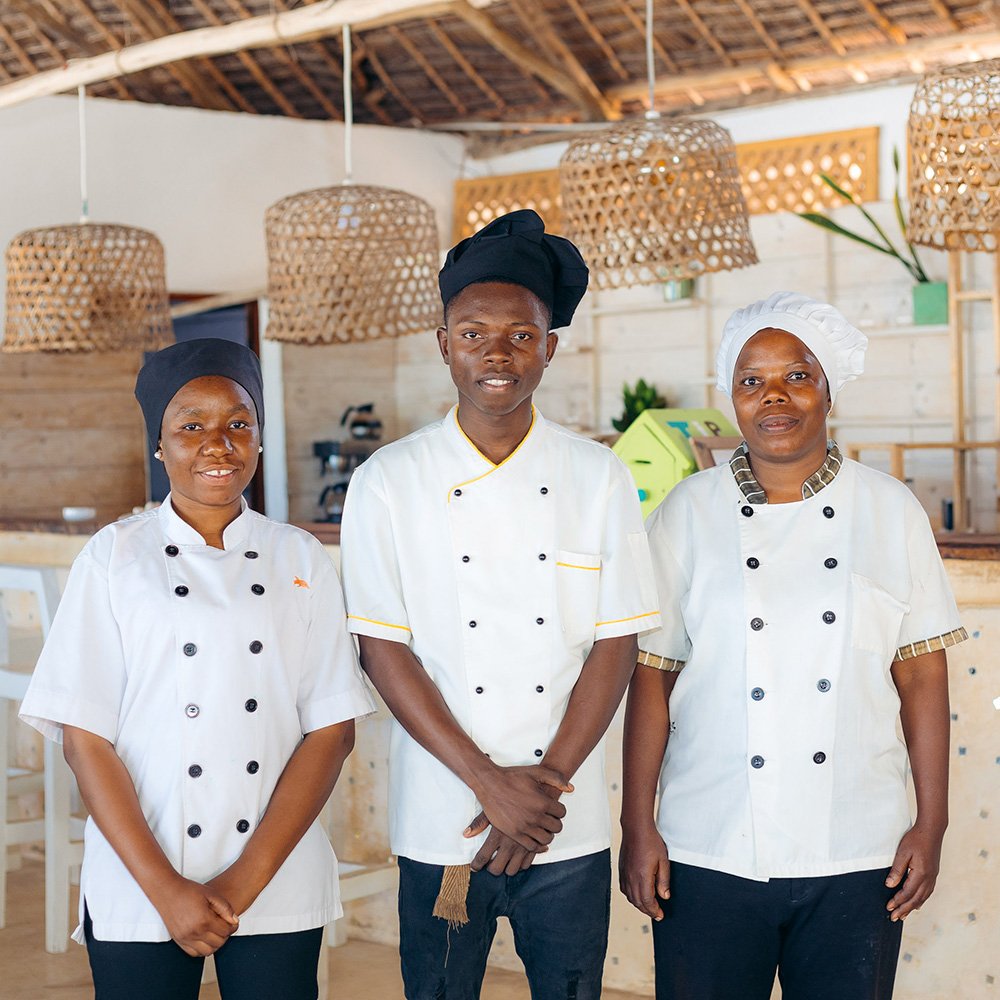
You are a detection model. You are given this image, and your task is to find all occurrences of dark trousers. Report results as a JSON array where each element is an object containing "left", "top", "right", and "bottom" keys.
[
  {"left": 651, "top": 863, "right": 904, "bottom": 1000},
  {"left": 84, "top": 905, "right": 324, "bottom": 1000},
  {"left": 398, "top": 849, "right": 612, "bottom": 1000}
]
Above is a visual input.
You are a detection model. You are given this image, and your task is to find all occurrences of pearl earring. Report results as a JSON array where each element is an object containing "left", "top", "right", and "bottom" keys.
[
  {"left": 258, "top": 446, "right": 263, "bottom": 453},
  {"left": 154, "top": 448, "right": 163, "bottom": 460}
]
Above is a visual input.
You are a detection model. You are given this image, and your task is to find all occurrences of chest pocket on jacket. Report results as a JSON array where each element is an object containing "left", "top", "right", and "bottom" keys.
[
  {"left": 850, "top": 572, "right": 909, "bottom": 659},
  {"left": 556, "top": 550, "right": 601, "bottom": 648}
]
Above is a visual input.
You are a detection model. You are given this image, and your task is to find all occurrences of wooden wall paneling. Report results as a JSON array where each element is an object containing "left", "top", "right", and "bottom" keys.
[{"left": 0, "top": 351, "right": 146, "bottom": 521}]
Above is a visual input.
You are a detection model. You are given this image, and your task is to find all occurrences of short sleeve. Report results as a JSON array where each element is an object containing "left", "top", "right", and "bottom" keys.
[
  {"left": 340, "top": 463, "right": 413, "bottom": 644},
  {"left": 638, "top": 492, "right": 693, "bottom": 665},
  {"left": 296, "top": 553, "right": 377, "bottom": 734},
  {"left": 18, "top": 548, "right": 127, "bottom": 744},
  {"left": 593, "top": 460, "right": 662, "bottom": 640},
  {"left": 895, "top": 502, "right": 966, "bottom": 659}
]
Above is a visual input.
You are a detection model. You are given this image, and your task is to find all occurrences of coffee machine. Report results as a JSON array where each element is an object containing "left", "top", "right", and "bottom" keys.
[{"left": 313, "top": 402, "right": 383, "bottom": 523}]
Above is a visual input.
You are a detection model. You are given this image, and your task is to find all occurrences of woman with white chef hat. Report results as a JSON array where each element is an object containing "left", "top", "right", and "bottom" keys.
[
  {"left": 620, "top": 292, "right": 965, "bottom": 1000},
  {"left": 20, "top": 338, "right": 375, "bottom": 1000}
]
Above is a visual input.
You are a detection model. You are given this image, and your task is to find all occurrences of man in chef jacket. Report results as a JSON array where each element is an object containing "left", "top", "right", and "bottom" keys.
[{"left": 341, "top": 209, "right": 660, "bottom": 999}]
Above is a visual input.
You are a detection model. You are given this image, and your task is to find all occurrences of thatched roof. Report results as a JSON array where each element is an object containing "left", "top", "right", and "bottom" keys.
[{"left": 1, "top": 0, "right": 998, "bottom": 137}]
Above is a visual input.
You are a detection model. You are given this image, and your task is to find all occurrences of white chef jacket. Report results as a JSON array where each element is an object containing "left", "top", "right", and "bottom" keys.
[
  {"left": 341, "top": 406, "right": 659, "bottom": 866},
  {"left": 640, "top": 456, "right": 965, "bottom": 881},
  {"left": 19, "top": 497, "right": 375, "bottom": 943}
]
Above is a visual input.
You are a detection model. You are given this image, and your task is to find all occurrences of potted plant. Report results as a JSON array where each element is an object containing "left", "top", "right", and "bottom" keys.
[
  {"left": 612, "top": 378, "right": 667, "bottom": 433},
  {"left": 798, "top": 148, "right": 947, "bottom": 326}
]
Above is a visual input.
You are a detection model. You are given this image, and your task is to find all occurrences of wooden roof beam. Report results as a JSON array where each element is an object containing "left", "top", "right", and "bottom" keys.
[
  {"left": 58, "top": 0, "right": 141, "bottom": 100},
  {"left": 793, "top": 0, "right": 848, "bottom": 57},
  {"left": 731, "top": 0, "right": 783, "bottom": 60},
  {"left": 564, "top": 0, "right": 629, "bottom": 81},
  {"left": 185, "top": 0, "right": 303, "bottom": 117},
  {"left": 608, "top": 28, "right": 1000, "bottom": 104},
  {"left": 388, "top": 25, "right": 467, "bottom": 116},
  {"left": 0, "top": 0, "right": 591, "bottom": 110},
  {"left": 855, "top": 0, "right": 908, "bottom": 45},
  {"left": 508, "top": 0, "right": 617, "bottom": 118},
  {"left": 134, "top": 0, "right": 258, "bottom": 113},
  {"left": 927, "top": 0, "right": 961, "bottom": 33},
  {"left": 224, "top": 0, "right": 341, "bottom": 119},
  {"left": 357, "top": 37, "right": 426, "bottom": 123},
  {"left": 425, "top": 19, "right": 508, "bottom": 115},
  {"left": 613, "top": 0, "right": 679, "bottom": 75},
  {"left": 674, "top": 0, "right": 734, "bottom": 65},
  {"left": 116, "top": 0, "right": 243, "bottom": 112},
  {"left": 15, "top": 0, "right": 134, "bottom": 101},
  {"left": 0, "top": 19, "right": 39, "bottom": 76},
  {"left": 453, "top": 0, "right": 610, "bottom": 120}
]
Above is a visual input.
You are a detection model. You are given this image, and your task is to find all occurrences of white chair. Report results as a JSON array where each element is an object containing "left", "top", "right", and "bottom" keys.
[{"left": 0, "top": 564, "right": 84, "bottom": 953}]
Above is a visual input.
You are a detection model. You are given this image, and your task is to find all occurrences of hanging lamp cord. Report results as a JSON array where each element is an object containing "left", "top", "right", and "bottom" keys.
[
  {"left": 78, "top": 84, "right": 89, "bottom": 222},
  {"left": 645, "top": 0, "right": 658, "bottom": 119},
  {"left": 342, "top": 24, "right": 353, "bottom": 184}
]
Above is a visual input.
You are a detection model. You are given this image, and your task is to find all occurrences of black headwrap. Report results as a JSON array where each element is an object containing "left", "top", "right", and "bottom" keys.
[
  {"left": 135, "top": 338, "right": 264, "bottom": 452},
  {"left": 439, "top": 209, "right": 589, "bottom": 329}
]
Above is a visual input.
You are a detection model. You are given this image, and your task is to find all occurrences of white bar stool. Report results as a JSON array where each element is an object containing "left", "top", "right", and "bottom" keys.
[{"left": 0, "top": 564, "right": 84, "bottom": 953}]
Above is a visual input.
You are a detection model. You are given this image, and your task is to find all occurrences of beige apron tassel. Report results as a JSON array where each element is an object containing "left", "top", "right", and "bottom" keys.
[{"left": 432, "top": 864, "right": 471, "bottom": 927}]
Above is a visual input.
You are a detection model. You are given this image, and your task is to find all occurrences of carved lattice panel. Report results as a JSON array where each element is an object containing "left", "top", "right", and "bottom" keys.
[
  {"left": 452, "top": 127, "right": 880, "bottom": 240},
  {"left": 736, "top": 127, "right": 879, "bottom": 215},
  {"left": 452, "top": 169, "right": 564, "bottom": 243}
]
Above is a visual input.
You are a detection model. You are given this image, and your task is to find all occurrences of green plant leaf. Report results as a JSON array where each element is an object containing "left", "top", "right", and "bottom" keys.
[{"left": 798, "top": 213, "right": 898, "bottom": 255}]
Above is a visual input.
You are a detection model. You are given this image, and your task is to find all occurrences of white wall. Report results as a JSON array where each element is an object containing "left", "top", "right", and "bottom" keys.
[{"left": 0, "top": 94, "right": 463, "bottom": 303}]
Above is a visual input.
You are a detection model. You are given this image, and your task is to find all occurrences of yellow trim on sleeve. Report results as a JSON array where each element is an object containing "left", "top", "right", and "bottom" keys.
[
  {"left": 595, "top": 610, "right": 659, "bottom": 628},
  {"left": 348, "top": 614, "right": 412, "bottom": 633},
  {"left": 447, "top": 407, "right": 537, "bottom": 503},
  {"left": 556, "top": 561, "right": 600, "bottom": 571}
]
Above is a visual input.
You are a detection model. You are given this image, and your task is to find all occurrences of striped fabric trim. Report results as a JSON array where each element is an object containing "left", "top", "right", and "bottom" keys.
[
  {"left": 730, "top": 441, "right": 843, "bottom": 504},
  {"left": 894, "top": 627, "right": 968, "bottom": 662},
  {"left": 637, "top": 649, "right": 685, "bottom": 673}
]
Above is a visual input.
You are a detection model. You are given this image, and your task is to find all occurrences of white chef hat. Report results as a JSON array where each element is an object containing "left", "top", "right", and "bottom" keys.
[{"left": 715, "top": 291, "right": 868, "bottom": 405}]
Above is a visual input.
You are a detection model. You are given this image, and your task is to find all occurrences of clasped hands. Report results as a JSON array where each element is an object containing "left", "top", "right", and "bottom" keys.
[{"left": 463, "top": 763, "right": 573, "bottom": 876}]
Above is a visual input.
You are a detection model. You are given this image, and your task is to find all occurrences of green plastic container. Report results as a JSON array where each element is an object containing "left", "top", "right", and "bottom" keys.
[{"left": 912, "top": 281, "right": 949, "bottom": 326}]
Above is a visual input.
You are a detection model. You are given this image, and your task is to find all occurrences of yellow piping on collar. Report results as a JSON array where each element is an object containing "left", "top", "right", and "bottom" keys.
[{"left": 447, "top": 406, "right": 537, "bottom": 503}]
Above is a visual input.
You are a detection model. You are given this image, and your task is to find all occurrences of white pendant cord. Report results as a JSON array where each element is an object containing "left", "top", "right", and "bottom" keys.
[
  {"left": 645, "top": 0, "right": 658, "bottom": 120},
  {"left": 78, "top": 84, "right": 89, "bottom": 222},
  {"left": 342, "top": 24, "right": 353, "bottom": 184}
]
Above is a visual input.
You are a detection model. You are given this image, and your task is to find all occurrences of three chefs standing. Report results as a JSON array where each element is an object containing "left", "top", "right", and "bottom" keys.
[{"left": 16, "top": 210, "right": 963, "bottom": 1000}]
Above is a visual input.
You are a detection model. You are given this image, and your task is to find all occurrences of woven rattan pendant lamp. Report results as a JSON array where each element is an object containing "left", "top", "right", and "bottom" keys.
[
  {"left": 559, "top": 1, "right": 756, "bottom": 289},
  {"left": 264, "top": 26, "right": 440, "bottom": 344},
  {"left": 3, "top": 88, "right": 171, "bottom": 353},
  {"left": 907, "top": 57, "right": 1000, "bottom": 252}
]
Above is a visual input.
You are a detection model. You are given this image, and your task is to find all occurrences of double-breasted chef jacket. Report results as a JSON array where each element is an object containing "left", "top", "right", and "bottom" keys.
[
  {"left": 639, "top": 446, "right": 966, "bottom": 881},
  {"left": 20, "top": 497, "right": 376, "bottom": 943},
  {"left": 340, "top": 406, "right": 660, "bottom": 867}
]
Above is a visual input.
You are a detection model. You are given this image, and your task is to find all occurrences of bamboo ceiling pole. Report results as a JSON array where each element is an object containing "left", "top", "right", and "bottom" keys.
[
  {"left": 0, "top": 0, "right": 463, "bottom": 110},
  {"left": 948, "top": 250, "right": 969, "bottom": 530},
  {"left": 993, "top": 252, "right": 1000, "bottom": 529}
]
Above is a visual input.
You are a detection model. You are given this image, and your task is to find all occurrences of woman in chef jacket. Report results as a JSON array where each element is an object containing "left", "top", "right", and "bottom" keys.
[
  {"left": 20, "top": 338, "right": 375, "bottom": 1000},
  {"left": 620, "top": 292, "right": 965, "bottom": 1000}
]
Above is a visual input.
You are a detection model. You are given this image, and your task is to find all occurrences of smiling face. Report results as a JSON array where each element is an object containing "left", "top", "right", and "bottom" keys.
[
  {"left": 437, "top": 281, "right": 557, "bottom": 424},
  {"left": 731, "top": 327, "right": 831, "bottom": 466},
  {"left": 158, "top": 375, "right": 259, "bottom": 519}
]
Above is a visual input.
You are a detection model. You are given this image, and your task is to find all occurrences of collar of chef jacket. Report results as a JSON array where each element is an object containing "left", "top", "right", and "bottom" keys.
[{"left": 158, "top": 492, "right": 251, "bottom": 549}]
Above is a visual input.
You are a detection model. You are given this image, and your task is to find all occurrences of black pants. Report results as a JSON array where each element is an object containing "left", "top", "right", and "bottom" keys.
[
  {"left": 651, "top": 863, "right": 904, "bottom": 1000},
  {"left": 84, "top": 905, "right": 324, "bottom": 1000},
  {"left": 398, "top": 849, "right": 612, "bottom": 1000}
]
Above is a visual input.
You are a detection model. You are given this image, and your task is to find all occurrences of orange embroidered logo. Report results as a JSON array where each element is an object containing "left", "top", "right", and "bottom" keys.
[{"left": 293, "top": 577, "right": 310, "bottom": 589}]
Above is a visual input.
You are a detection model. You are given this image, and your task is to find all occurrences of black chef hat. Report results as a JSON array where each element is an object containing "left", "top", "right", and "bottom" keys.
[
  {"left": 439, "top": 209, "right": 589, "bottom": 330},
  {"left": 135, "top": 338, "right": 264, "bottom": 452}
]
